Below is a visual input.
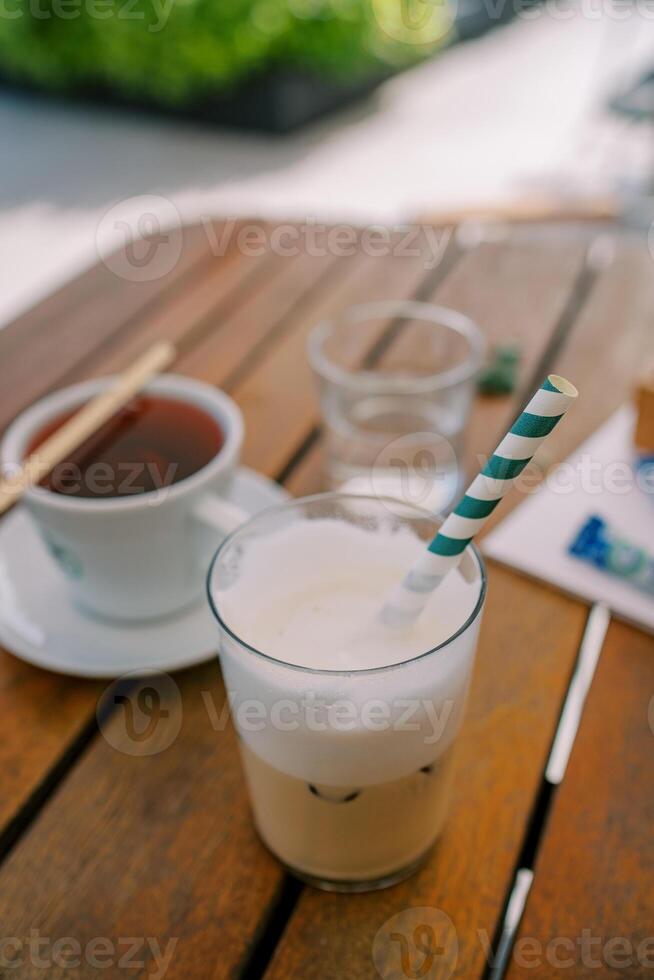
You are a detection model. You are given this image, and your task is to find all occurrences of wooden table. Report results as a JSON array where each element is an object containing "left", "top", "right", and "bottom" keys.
[{"left": 0, "top": 221, "right": 652, "bottom": 979}]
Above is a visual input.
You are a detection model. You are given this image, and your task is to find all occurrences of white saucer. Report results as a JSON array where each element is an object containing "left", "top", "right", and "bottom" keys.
[{"left": 0, "top": 467, "right": 288, "bottom": 678}]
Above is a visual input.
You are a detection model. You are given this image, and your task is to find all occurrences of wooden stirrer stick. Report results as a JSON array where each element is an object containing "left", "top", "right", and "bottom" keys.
[{"left": 0, "top": 340, "right": 176, "bottom": 515}]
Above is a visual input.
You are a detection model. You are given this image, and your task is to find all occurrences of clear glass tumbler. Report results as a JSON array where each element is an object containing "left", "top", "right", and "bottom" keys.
[
  {"left": 308, "top": 300, "right": 485, "bottom": 515},
  {"left": 207, "top": 493, "right": 486, "bottom": 892}
]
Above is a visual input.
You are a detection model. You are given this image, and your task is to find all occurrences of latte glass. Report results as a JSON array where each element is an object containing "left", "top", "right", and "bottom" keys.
[{"left": 207, "top": 493, "right": 486, "bottom": 892}]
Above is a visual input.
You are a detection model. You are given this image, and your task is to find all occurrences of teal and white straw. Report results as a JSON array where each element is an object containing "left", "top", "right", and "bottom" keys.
[{"left": 380, "top": 374, "right": 578, "bottom": 627}]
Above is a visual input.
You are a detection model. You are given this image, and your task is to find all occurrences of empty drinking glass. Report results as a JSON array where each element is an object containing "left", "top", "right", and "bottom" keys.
[{"left": 308, "top": 301, "right": 485, "bottom": 515}]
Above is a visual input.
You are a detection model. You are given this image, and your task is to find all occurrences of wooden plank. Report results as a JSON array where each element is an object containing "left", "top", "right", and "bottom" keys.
[
  {"left": 231, "top": 240, "right": 461, "bottom": 478},
  {"left": 0, "top": 221, "right": 229, "bottom": 359},
  {"left": 0, "top": 256, "right": 125, "bottom": 360},
  {"left": 52, "top": 230, "right": 276, "bottom": 383},
  {"left": 0, "top": 659, "right": 100, "bottom": 838},
  {"left": 542, "top": 240, "right": 654, "bottom": 460},
  {"left": 505, "top": 621, "right": 654, "bottom": 979},
  {"left": 0, "top": 222, "right": 232, "bottom": 431},
  {"left": 52, "top": 222, "right": 316, "bottom": 387},
  {"left": 174, "top": 247, "right": 343, "bottom": 387},
  {"left": 426, "top": 237, "right": 589, "bottom": 478},
  {"left": 0, "top": 663, "right": 285, "bottom": 979}
]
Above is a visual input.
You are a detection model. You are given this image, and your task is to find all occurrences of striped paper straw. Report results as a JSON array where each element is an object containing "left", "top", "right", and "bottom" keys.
[{"left": 380, "top": 374, "right": 578, "bottom": 627}]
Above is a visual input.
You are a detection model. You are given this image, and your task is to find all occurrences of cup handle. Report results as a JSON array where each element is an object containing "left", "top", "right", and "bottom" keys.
[{"left": 192, "top": 493, "right": 249, "bottom": 538}]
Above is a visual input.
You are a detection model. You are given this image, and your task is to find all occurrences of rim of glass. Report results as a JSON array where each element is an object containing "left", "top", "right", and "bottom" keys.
[
  {"left": 307, "top": 300, "right": 486, "bottom": 394},
  {"left": 206, "top": 492, "right": 487, "bottom": 676}
]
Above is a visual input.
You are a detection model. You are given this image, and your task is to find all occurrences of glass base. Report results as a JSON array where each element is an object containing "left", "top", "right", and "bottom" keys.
[{"left": 283, "top": 847, "right": 432, "bottom": 893}]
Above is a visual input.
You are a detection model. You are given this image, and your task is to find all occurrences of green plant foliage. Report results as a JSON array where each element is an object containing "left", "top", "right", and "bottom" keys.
[{"left": 0, "top": 0, "right": 447, "bottom": 104}]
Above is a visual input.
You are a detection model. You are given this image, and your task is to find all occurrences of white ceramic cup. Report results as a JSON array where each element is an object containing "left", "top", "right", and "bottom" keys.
[{"left": 0, "top": 374, "right": 248, "bottom": 623}]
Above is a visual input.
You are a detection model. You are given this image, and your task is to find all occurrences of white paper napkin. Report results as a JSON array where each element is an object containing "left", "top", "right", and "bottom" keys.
[{"left": 483, "top": 406, "right": 654, "bottom": 633}]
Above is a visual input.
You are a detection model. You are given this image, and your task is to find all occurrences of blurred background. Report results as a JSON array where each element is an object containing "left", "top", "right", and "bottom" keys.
[{"left": 1, "top": 1, "right": 654, "bottom": 326}]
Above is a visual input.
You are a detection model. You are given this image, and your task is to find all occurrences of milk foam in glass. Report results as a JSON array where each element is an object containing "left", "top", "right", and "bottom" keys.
[{"left": 207, "top": 494, "right": 486, "bottom": 891}]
